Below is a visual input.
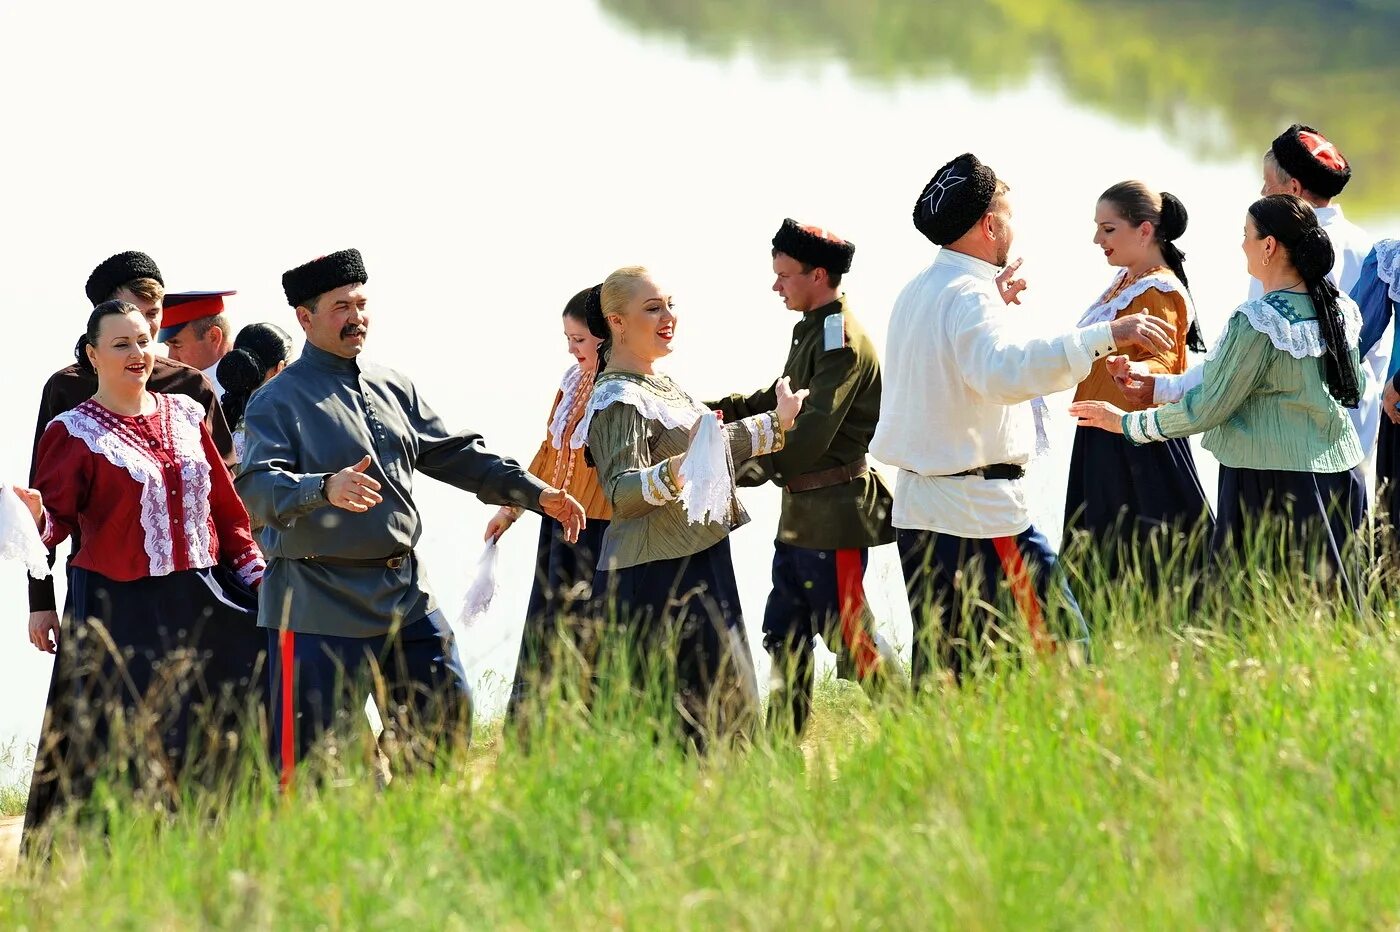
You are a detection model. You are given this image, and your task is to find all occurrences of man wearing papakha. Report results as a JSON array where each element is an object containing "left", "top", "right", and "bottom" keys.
[
  {"left": 710, "top": 219, "right": 896, "bottom": 738},
  {"left": 236, "top": 249, "right": 586, "bottom": 786},
  {"left": 871, "top": 153, "right": 1175, "bottom": 685}
]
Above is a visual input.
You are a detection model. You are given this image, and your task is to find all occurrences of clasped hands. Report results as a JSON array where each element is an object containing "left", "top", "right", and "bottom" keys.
[{"left": 1067, "top": 354, "right": 1162, "bottom": 434}]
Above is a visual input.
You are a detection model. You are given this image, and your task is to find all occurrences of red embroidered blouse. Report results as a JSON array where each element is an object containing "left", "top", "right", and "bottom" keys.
[{"left": 33, "top": 393, "right": 263, "bottom": 587}]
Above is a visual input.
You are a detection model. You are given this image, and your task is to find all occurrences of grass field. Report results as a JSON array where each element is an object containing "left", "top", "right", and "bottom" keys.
[{"left": 2, "top": 542, "right": 1398, "bottom": 929}]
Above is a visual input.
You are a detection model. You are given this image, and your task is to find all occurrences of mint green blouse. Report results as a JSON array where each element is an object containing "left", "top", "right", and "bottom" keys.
[{"left": 1121, "top": 291, "right": 1363, "bottom": 473}]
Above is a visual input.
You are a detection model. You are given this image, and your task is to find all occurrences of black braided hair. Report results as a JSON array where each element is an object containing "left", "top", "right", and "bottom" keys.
[
  {"left": 582, "top": 283, "right": 609, "bottom": 376},
  {"left": 1249, "top": 194, "right": 1359, "bottom": 408},
  {"left": 217, "top": 322, "right": 294, "bottom": 426}
]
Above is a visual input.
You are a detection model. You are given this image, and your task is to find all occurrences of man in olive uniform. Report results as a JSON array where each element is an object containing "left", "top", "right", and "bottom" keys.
[{"left": 712, "top": 219, "right": 896, "bottom": 738}]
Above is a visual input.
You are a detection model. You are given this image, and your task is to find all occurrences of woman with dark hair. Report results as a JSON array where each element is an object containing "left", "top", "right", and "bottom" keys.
[
  {"left": 1071, "top": 194, "right": 1365, "bottom": 590},
  {"left": 582, "top": 266, "right": 806, "bottom": 752},
  {"left": 217, "top": 322, "right": 294, "bottom": 467},
  {"left": 15, "top": 301, "right": 265, "bottom": 831},
  {"left": 484, "top": 286, "right": 613, "bottom": 726},
  {"left": 1063, "top": 182, "right": 1213, "bottom": 578}
]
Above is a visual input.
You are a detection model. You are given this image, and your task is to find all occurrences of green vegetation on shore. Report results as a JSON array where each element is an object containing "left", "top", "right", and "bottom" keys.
[
  {"left": 3, "top": 542, "right": 1399, "bottom": 928},
  {"left": 600, "top": 0, "right": 1400, "bottom": 218}
]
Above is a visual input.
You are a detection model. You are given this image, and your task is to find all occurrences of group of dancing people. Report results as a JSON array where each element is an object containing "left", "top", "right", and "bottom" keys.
[{"left": 11, "top": 121, "right": 1400, "bottom": 849}]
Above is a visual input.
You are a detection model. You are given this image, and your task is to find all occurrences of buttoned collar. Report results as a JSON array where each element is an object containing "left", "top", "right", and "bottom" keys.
[
  {"left": 302, "top": 341, "right": 362, "bottom": 373},
  {"left": 934, "top": 247, "right": 1001, "bottom": 281},
  {"left": 796, "top": 295, "right": 846, "bottom": 332}
]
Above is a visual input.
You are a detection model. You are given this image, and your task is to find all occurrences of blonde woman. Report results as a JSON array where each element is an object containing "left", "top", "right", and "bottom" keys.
[{"left": 583, "top": 266, "right": 806, "bottom": 751}]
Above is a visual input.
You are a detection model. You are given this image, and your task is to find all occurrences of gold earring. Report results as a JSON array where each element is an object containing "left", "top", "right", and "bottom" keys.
[{"left": 1263, "top": 255, "right": 1271, "bottom": 267}]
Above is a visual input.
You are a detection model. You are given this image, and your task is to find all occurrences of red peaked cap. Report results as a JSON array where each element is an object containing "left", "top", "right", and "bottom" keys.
[{"left": 157, "top": 290, "right": 236, "bottom": 341}]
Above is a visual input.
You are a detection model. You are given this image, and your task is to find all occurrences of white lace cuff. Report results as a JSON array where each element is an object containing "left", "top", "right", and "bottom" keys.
[
  {"left": 1152, "top": 368, "right": 1200, "bottom": 404},
  {"left": 639, "top": 460, "right": 680, "bottom": 506},
  {"left": 742, "top": 412, "right": 783, "bottom": 456},
  {"left": 1121, "top": 410, "right": 1166, "bottom": 445}
]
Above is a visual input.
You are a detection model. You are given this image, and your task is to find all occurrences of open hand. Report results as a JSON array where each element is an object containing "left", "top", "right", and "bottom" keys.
[
  {"left": 539, "top": 488, "right": 586, "bottom": 543},
  {"left": 996, "top": 258, "right": 1028, "bottom": 305},
  {"left": 1106, "top": 355, "right": 1157, "bottom": 407},
  {"left": 1385, "top": 380, "right": 1400, "bottom": 425},
  {"left": 29, "top": 610, "right": 59, "bottom": 654},
  {"left": 1067, "top": 400, "right": 1127, "bottom": 434},
  {"left": 11, "top": 486, "right": 42, "bottom": 527},
  {"left": 325, "top": 455, "right": 384, "bottom": 512},
  {"left": 1109, "top": 313, "right": 1174, "bottom": 355},
  {"left": 775, "top": 376, "right": 809, "bottom": 431}
]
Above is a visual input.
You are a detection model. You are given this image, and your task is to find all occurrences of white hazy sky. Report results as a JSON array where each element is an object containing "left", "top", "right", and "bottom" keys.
[{"left": 1, "top": 0, "right": 1396, "bottom": 762}]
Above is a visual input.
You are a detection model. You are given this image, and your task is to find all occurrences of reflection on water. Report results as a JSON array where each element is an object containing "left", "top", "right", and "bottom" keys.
[{"left": 601, "top": 0, "right": 1400, "bottom": 217}]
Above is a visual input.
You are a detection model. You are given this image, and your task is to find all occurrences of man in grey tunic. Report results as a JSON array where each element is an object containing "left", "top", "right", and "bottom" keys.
[{"left": 237, "top": 248, "right": 585, "bottom": 785}]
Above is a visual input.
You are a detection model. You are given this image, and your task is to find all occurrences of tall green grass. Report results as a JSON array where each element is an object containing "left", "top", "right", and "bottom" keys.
[{"left": 3, "top": 522, "right": 1398, "bottom": 929}]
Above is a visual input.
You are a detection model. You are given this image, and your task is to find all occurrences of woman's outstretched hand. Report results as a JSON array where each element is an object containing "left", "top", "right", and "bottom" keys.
[
  {"left": 1067, "top": 400, "right": 1127, "bottom": 434},
  {"left": 1106, "top": 355, "right": 1157, "bottom": 407},
  {"left": 484, "top": 505, "right": 520, "bottom": 542},
  {"left": 775, "top": 376, "right": 809, "bottom": 431}
]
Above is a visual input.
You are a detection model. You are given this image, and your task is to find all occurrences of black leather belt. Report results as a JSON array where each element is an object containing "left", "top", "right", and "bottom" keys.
[
  {"left": 786, "top": 459, "right": 868, "bottom": 494},
  {"left": 948, "top": 463, "right": 1025, "bottom": 481},
  {"left": 301, "top": 551, "right": 412, "bottom": 570}
]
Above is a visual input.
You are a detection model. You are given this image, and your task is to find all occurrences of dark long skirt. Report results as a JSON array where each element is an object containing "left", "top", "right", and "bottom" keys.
[
  {"left": 1377, "top": 414, "right": 1400, "bottom": 558},
  {"left": 1063, "top": 427, "right": 1213, "bottom": 582},
  {"left": 506, "top": 516, "right": 609, "bottom": 724},
  {"left": 1213, "top": 465, "right": 1366, "bottom": 601},
  {"left": 21, "top": 566, "right": 263, "bottom": 850},
  {"left": 593, "top": 538, "right": 759, "bottom": 752}
]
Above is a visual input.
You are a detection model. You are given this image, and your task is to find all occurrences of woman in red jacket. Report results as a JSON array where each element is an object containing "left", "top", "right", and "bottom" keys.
[{"left": 17, "top": 300, "right": 265, "bottom": 833}]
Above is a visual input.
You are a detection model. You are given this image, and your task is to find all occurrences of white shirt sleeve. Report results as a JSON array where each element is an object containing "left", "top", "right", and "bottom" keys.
[
  {"left": 952, "top": 293, "right": 1116, "bottom": 404},
  {"left": 1152, "top": 365, "right": 1204, "bottom": 404}
]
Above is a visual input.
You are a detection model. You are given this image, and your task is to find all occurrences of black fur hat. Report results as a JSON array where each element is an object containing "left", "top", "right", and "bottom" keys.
[
  {"left": 1271, "top": 124, "right": 1352, "bottom": 200},
  {"left": 771, "top": 218, "right": 855, "bottom": 276},
  {"left": 85, "top": 251, "right": 162, "bottom": 305},
  {"left": 913, "top": 153, "right": 999, "bottom": 246},
  {"left": 282, "top": 248, "right": 368, "bottom": 308}
]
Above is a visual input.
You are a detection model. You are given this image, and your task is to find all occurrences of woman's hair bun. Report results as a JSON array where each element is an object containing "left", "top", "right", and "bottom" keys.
[
  {"left": 1157, "top": 191, "right": 1188, "bottom": 242},
  {"left": 1292, "top": 225, "right": 1336, "bottom": 283},
  {"left": 217, "top": 347, "right": 266, "bottom": 395},
  {"left": 583, "top": 283, "right": 609, "bottom": 341}
]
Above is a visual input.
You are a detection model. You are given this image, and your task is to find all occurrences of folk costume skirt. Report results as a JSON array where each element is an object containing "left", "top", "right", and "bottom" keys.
[
  {"left": 22, "top": 565, "right": 262, "bottom": 846},
  {"left": 593, "top": 538, "right": 759, "bottom": 752},
  {"left": 1377, "top": 414, "right": 1400, "bottom": 557},
  {"left": 1063, "top": 428, "right": 1213, "bottom": 582},
  {"left": 507, "top": 516, "right": 610, "bottom": 723},
  {"left": 1212, "top": 465, "right": 1366, "bottom": 601}
]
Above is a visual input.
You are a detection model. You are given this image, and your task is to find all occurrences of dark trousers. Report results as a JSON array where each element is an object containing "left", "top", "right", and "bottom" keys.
[
  {"left": 763, "top": 542, "right": 888, "bottom": 736},
  {"left": 595, "top": 538, "right": 758, "bottom": 752},
  {"left": 267, "top": 610, "right": 470, "bottom": 789},
  {"left": 898, "top": 525, "right": 1088, "bottom": 685},
  {"left": 507, "top": 516, "right": 609, "bottom": 723}
]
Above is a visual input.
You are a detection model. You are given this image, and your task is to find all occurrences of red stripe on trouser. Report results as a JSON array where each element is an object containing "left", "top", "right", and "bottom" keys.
[
  {"left": 834, "top": 549, "right": 883, "bottom": 679},
  {"left": 278, "top": 629, "right": 296, "bottom": 791},
  {"left": 990, "top": 537, "right": 1051, "bottom": 653}
]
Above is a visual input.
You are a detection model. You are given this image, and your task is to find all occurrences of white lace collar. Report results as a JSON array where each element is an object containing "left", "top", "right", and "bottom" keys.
[
  {"left": 580, "top": 371, "right": 707, "bottom": 440},
  {"left": 1209, "top": 290, "right": 1363, "bottom": 362},
  {"left": 1376, "top": 239, "right": 1400, "bottom": 304},
  {"left": 547, "top": 364, "right": 593, "bottom": 451},
  {"left": 1077, "top": 269, "right": 1196, "bottom": 329}
]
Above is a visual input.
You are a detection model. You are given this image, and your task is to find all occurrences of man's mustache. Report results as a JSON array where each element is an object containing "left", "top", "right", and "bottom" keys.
[{"left": 341, "top": 325, "right": 367, "bottom": 338}]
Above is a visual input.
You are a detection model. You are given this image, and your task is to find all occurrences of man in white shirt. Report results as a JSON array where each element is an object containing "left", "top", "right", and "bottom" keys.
[
  {"left": 1253, "top": 125, "right": 1381, "bottom": 492},
  {"left": 160, "top": 290, "right": 236, "bottom": 397},
  {"left": 871, "top": 152, "right": 1174, "bottom": 685}
]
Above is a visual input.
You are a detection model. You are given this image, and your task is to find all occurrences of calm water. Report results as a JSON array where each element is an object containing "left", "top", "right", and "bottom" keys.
[{"left": 2, "top": 0, "right": 1397, "bottom": 759}]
